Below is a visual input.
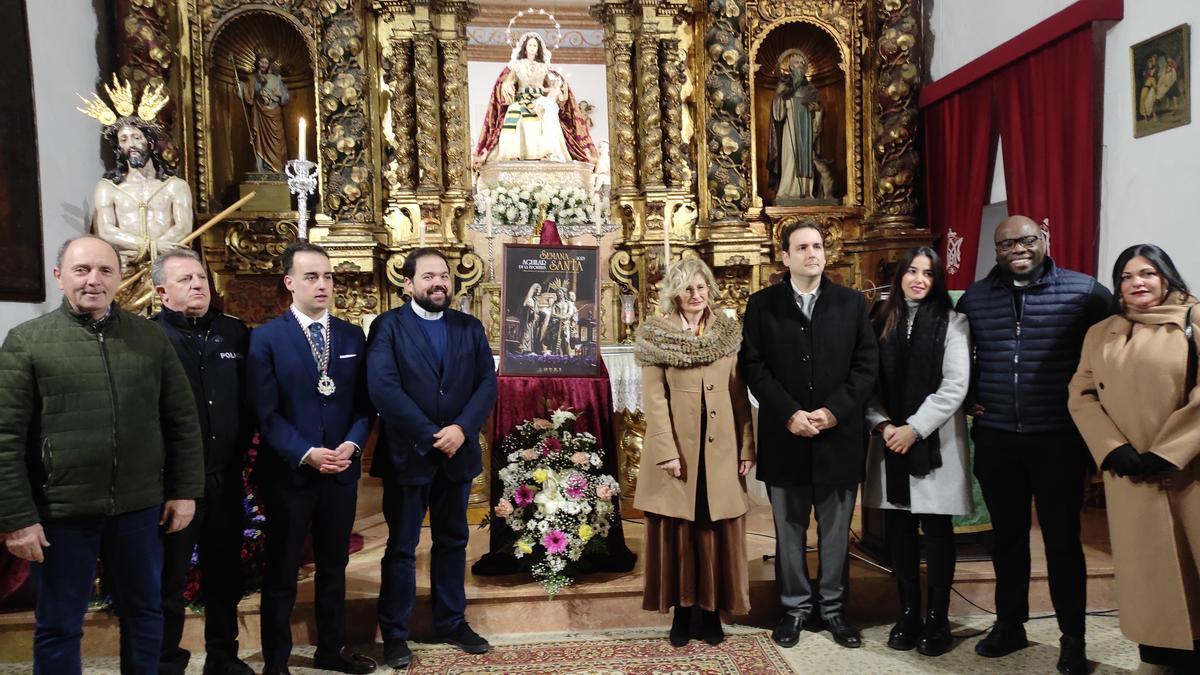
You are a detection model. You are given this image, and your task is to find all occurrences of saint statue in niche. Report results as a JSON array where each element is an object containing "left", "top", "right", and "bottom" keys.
[
  {"left": 235, "top": 52, "right": 291, "bottom": 173},
  {"left": 473, "top": 32, "right": 597, "bottom": 167},
  {"left": 768, "top": 49, "right": 825, "bottom": 203}
]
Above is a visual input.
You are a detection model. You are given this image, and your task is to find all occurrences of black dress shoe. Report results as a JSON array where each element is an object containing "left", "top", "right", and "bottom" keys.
[
  {"left": 700, "top": 609, "right": 725, "bottom": 646},
  {"left": 260, "top": 666, "right": 291, "bottom": 675},
  {"left": 670, "top": 606, "right": 692, "bottom": 647},
  {"left": 202, "top": 656, "right": 255, "bottom": 675},
  {"left": 975, "top": 622, "right": 1029, "bottom": 657},
  {"left": 312, "top": 647, "right": 377, "bottom": 674},
  {"left": 771, "top": 615, "right": 803, "bottom": 648},
  {"left": 383, "top": 638, "right": 413, "bottom": 668},
  {"left": 825, "top": 615, "right": 862, "bottom": 649},
  {"left": 440, "top": 622, "right": 492, "bottom": 654},
  {"left": 1057, "top": 635, "right": 1089, "bottom": 674},
  {"left": 917, "top": 618, "right": 953, "bottom": 656},
  {"left": 887, "top": 612, "right": 922, "bottom": 651}
]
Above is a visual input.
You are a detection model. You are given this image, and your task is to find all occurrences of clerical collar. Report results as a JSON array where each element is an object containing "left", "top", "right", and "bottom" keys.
[
  {"left": 290, "top": 304, "right": 329, "bottom": 330},
  {"left": 412, "top": 303, "right": 444, "bottom": 321}
]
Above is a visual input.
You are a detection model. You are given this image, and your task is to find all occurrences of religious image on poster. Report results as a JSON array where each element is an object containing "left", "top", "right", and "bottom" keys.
[{"left": 500, "top": 244, "right": 600, "bottom": 377}]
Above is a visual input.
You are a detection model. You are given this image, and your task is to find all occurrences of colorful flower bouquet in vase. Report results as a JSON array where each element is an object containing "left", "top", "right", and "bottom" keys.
[{"left": 490, "top": 409, "right": 620, "bottom": 597}]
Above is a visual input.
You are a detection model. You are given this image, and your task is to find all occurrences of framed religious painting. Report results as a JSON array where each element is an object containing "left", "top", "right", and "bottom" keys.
[
  {"left": 0, "top": 0, "right": 44, "bottom": 302},
  {"left": 500, "top": 244, "right": 601, "bottom": 377},
  {"left": 1132, "top": 24, "right": 1191, "bottom": 138}
]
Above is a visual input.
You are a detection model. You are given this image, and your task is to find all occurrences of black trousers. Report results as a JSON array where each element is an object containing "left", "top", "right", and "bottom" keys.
[
  {"left": 972, "top": 426, "right": 1089, "bottom": 638},
  {"left": 259, "top": 476, "right": 358, "bottom": 669},
  {"left": 885, "top": 510, "right": 955, "bottom": 604},
  {"left": 160, "top": 468, "right": 247, "bottom": 674}
]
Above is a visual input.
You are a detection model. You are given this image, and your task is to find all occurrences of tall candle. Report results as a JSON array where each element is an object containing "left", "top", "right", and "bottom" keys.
[
  {"left": 418, "top": 218, "right": 426, "bottom": 247},
  {"left": 298, "top": 117, "right": 307, "bottom": 160}
]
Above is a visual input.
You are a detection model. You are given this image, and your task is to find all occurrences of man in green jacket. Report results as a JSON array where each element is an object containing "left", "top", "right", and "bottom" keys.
[{"left": 0, "top": 235, "right": 204, "bottom": 674}]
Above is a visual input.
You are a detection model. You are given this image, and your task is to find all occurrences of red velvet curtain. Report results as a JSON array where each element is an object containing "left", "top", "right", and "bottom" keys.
[
  {"left": 994, "top": 28, "right": 1099, "bottom": 276},
  {"left": 924, "top": 79, "right": 995, "bottom": 290}
]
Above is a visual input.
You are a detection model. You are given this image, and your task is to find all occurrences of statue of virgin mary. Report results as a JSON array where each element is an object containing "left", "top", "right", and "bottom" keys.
[{"left": 473, "top": 32, "right": 597, "bottom": 166}]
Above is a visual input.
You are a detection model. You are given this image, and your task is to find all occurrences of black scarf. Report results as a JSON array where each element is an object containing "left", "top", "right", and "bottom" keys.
[{"left": 876, "top": 301, "right": 948, "bottom": 506}]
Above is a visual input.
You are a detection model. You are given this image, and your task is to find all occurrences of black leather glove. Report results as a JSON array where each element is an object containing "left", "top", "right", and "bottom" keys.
[
  {"left": 1100, "top": 444, "right": 1142, "bottom": 478},
  {"left": 1139, "top": 452, "right": 1175, "bottom": 477}
]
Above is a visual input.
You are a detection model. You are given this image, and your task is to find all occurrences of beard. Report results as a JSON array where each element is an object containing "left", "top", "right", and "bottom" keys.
[
  {"left": 414, "top": 286, "right": 450, "bottom": 313},
  {"left": 124, "top": 148, "right": 148, "bottom": 168}
]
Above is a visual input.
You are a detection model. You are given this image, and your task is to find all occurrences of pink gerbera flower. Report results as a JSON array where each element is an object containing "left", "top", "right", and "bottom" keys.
[
  {"left": 542, "top": 530, "right": 568, "bottom": 554},
  {"left": 565, "top": 473, "right": 588, "bottom": 500},
  {"left": 514, "top": 485, "right": 536, "bottom": 507}
]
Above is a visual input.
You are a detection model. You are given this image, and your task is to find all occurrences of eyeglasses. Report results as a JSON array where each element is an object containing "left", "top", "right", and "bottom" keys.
[{"left": 995, "top": 235, "right": 1041, "bottom": 252}]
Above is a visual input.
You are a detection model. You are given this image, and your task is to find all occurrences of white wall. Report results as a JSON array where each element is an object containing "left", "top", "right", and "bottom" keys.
[
  {"left": 0, "top": 3, "right": 106, "bottom": 340},
  {"left": 467, "top": 61, "right": 609, "bottom": 150},
  {"left": 930, "top": 0, "right": 1200, "bottom": 289}
]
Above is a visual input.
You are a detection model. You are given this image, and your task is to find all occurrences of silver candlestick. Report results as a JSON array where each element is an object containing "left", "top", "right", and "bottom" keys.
[{"left": 285, "top": 159, "right": 318, "bottom": 240}]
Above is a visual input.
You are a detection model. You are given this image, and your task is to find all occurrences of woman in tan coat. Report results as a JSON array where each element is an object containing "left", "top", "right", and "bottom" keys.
[
  {"left": 1068, "top": 244, "right": 1200, "bottom": 674},
  {"left": 634, "top": 258, "right": 755, "bottom": 647}
]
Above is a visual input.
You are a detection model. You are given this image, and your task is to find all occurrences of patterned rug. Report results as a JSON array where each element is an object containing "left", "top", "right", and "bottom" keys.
[{"left": 404, "top": 632, "right": 795, "bottom": 674}]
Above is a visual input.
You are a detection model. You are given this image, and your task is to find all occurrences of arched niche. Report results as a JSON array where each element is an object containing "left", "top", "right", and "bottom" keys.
[
  {"left": 207, "top": 11, "right": 316, "bottom": 209},
  {"left": 751, "top": 21, "right": 846, "bottom": 207}
]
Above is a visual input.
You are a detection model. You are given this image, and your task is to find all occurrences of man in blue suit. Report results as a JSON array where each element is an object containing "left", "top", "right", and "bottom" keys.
[
  {"left": 367, "top": 248, "right": 498, "bottom": 668},
  {"left": 247, "top": 241, "right": 377, "bottom": 674}
]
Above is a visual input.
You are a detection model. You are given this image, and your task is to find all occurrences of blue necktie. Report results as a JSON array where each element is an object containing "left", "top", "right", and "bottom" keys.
[{"left": 308, "top": 322, "right": 326, "bottom": 363}]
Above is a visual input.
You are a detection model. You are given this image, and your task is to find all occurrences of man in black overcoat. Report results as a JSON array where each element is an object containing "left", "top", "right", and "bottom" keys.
[{"left": 740, "top": 220, "right": 878, "bottom": 649}]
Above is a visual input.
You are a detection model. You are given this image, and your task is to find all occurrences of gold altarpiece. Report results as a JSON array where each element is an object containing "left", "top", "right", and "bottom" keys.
[{"left": 109, "top": 0, "right": 928, "bottom": 508}]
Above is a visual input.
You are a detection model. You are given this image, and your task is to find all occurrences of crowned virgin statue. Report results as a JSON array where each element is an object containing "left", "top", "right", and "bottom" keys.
[{"left": 473, "top": 32, "right": 597, "bottom": 167}]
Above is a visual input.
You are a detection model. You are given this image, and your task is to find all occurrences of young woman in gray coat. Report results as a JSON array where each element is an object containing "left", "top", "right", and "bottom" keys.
[{"left": 863, "top": 246, "right": 972, "bottom": 656}]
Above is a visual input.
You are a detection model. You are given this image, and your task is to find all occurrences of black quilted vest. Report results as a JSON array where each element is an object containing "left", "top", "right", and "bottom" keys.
[{"left": 957, "top": 259, "right": 1099, "bottom": 433}]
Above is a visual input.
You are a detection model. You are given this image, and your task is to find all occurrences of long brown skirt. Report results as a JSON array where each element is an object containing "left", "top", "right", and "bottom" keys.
[{"left": 642, "top": 511, "right": 749, "bottom": 614}]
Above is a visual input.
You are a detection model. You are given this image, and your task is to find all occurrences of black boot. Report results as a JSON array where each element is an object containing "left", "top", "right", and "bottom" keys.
[
  {"left": 918, "top": 584, "right": 953, "bottom": 656},
  {"left": 701, "top": 609, "right": 725, "bottom": 646},
  {"left": 670, "top": 605, "right": 692, "bottom": 647},
  {"left": 887, "top": 577, "right": 923, "bottom": 651}
]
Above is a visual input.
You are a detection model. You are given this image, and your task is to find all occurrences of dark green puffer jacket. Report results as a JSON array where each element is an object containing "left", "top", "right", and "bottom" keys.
[{"left": 0, "top": 300, "right": 204, "bottom": 532}]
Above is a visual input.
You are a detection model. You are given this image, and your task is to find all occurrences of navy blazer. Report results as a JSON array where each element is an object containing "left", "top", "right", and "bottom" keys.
[
  {"left": 247, "top": 310, "right": 373, "bottom": 486},
  {"left": 367, "top": 303, "right": 497, "bottom": 485}
]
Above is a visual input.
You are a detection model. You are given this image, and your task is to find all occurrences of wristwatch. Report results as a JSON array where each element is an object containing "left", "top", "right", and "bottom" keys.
[{"left": 912, "top": 428, "right": 924, "bottom": 442}]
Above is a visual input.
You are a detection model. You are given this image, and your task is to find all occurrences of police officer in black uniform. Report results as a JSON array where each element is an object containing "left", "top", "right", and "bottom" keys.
[{"left": 152, "top": 248, "right": 254, "bottom": 675}]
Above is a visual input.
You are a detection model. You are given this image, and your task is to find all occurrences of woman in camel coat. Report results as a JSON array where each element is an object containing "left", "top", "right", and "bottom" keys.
[
  {"left": 1068, "top": 244, "right": 1200, "bottom": 673},
  {"left": 634, "top": 258, "right": 755, "bottom": 648}
]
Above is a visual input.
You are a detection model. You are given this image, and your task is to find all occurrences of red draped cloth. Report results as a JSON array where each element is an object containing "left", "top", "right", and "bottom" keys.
[
  {"left": 923, "top": 78, "right": 996, "bottom": 290},
  {"left": 0, "top": 548, "right": 32, "bottom": 609},
  {"left": 994, "top": 28, "right": 1100, "bottom": 276},
  {"left": 473, "top": 358, "right": 636, "bottom": 574}
]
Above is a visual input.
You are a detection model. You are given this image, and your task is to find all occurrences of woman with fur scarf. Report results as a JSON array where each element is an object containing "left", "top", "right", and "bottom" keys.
[{"left": 634, "top": 259, "right": 756, "bottom": 647}]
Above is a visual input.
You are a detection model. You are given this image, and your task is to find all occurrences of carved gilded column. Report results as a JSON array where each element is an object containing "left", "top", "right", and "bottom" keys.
[
  {"left": 412, "top": 32, "right": 443, "bottom": 192},
  {"left": 636, "top": 31, "right": 665, "bottom": 190},
  {"left": 382, "top": 34, "right": 417, "bottom": 192},
  {"left": 701, "top": 0, "right": 750, "bottom": 223},
  {"left": 659, "top": 36, "right": 688, "bottom": 190},
  {"left": 439, "top": 36, "right": 471, "bottom": 195},
  {"left": 318, "top": 1, "right": 375, "bottom": 227},
  {"left": 113, "top": 0, "right": 178, "bottom": 166},
  {"left": 870, "top": 0, "right": 922, "bottom": 227},
  {"left": 609, "top": 37, "right": 639, "bottom": 196}
]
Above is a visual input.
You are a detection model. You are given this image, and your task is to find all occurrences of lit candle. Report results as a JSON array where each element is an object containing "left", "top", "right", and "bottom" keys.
[
  {"left": 418, "top": 218, "right": 426, "bottom": 247},
  {"left": 298, "top": 117, "right": 307, "bottom": 160}
]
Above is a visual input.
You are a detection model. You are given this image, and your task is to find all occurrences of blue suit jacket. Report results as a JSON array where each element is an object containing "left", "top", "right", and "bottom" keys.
[
  {"left": 367, "top": 303, "right": 497, "bottom": 485},
  {"left": 247, "top": 311, "right": 373, "bottom": 486}
]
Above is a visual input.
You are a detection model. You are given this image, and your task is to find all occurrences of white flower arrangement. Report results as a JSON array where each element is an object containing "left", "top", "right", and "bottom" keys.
[
  {"left": 480, "top": 182, "right": 596, "bottom": 226},
  {"left": 488, "top": 409, "right": 620, "bottom": 597}
]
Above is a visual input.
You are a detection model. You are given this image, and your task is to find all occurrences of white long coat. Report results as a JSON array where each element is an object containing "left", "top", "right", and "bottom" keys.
[{"left": 863, "top": 311, "right": 973, "bottom": 516}]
